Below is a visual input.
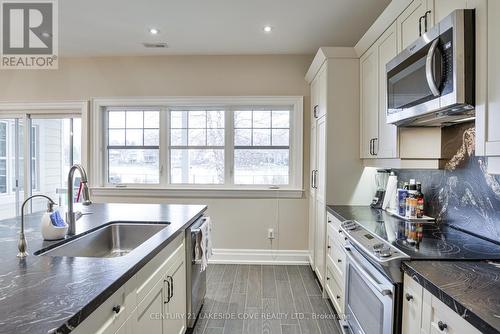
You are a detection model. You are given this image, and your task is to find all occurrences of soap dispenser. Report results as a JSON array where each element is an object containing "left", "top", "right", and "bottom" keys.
[{"left": 41, "top": 202, "right": 68, "bottom": 240}]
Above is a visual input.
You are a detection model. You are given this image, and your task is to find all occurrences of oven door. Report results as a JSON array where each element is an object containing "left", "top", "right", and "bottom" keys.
[{"left": 344, "top": 244, "right": 395, "bottom": 334}]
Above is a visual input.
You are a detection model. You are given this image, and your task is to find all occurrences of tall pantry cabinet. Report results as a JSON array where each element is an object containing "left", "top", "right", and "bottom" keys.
[{"left": 306, "top": 48, "right": 367, "bottom": 288}]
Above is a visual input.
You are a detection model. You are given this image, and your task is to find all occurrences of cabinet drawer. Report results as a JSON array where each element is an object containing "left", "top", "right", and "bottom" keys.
[
  {"left": 326, "top": 240, "right": 346, "bottom": 285},
  {"left": 325, "top": 265, "right": 344, "bottom": 315},
  {"left": 327, "top": 214, "right": 346, "bottom": 247},
  {"left": 72, "top": 283, "right": 132, "bottom": 334},
  {"left": 429, "top": 295, "right": 481, "bottom": 334}
]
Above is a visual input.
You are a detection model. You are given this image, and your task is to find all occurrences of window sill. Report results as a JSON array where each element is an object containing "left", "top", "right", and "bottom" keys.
[{"left": 90, "top": 187, "right": 304, "bottom": 199}]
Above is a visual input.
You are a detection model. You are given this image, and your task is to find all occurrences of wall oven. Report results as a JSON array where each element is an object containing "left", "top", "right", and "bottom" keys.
[
  {"left": 386, "top": 9, "right": 475, "bottom": 126},
  {"left": 344, "top": 243, "right": 395, "bottom": 334}
]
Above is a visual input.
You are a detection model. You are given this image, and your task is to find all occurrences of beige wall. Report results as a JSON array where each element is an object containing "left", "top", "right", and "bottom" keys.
[{"left": 1, "top": 55, "right": 314, "bottom": 251}]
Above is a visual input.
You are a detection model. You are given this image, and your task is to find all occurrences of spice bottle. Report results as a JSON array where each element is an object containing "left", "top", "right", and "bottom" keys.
[{"left": 416, "top": 182, "right": 424, "bottom": 218}]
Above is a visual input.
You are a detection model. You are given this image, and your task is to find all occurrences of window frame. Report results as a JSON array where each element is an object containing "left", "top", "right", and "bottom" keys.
[
  {"left": 92, "top": 97, "right": 303, "bottom": 197},
  {"left": 104, "top": 107, "right": 162, "bottom": 186}
]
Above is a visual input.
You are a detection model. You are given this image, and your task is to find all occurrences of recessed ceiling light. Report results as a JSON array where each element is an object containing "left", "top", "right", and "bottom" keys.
[
  {"left": 149, "top": 28, "right": 160, "bottom": 35},
  {"left": 263, "top": 26, "right": 273, "bottom": 33}
]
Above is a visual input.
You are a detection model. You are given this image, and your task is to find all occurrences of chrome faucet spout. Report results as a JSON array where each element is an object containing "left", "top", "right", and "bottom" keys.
[
  {"left": 67, "top": 164, "right": 92, "bottom": 236},
  {"left": 18, "top": 194, "right": 56, "bottom": 258}
]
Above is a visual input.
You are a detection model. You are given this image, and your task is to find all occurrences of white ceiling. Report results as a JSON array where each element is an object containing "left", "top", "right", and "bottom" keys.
[{"left": 59, "top": 0, "right": 391, "bottom": 57}]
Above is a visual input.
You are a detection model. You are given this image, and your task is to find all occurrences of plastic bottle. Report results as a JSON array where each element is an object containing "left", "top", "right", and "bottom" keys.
[{"left": 416, "top": 182, "right": 425, "bottom": 218}]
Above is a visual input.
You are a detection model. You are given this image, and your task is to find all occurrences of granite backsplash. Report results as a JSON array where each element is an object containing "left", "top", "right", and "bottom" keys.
[{"left": 395, "top": 123, "right": 500, "bottom": 244}]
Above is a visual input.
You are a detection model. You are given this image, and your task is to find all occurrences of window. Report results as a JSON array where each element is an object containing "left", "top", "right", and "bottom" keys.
[
  {"left": 106, "top": 110, "right": 160, "bottom": 184},
  {"left": 97, "top": 97, "right": 303, "bottom": 194},
  {"left": 234, "top": 109, "right": 290, "bottom": 185},
  {"left": 170, "top": 110, "right": 225, "bottom": 184}
]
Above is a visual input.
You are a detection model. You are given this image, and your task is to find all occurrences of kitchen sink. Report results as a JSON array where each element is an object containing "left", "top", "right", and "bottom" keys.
[{"left": 35, "top": 222, "right": 170, "bottom": 258}]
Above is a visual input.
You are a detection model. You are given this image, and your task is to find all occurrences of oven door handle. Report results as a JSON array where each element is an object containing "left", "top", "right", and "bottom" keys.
[
  {"left": 425, "top": 38, "right": 441, "bottom": 97},
  {"left": 344, "top": 245, "right": 393, "bottom": 296}
]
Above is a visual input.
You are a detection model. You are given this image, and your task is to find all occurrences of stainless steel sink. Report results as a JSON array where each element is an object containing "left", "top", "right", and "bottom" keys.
[{"left": 36, "top": 223, "right": 169, "bottom": 258}]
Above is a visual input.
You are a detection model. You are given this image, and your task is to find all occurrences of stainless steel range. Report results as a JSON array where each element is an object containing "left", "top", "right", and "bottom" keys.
[{"left": 340, "top": 220, "right": 409, "bottom": 334}]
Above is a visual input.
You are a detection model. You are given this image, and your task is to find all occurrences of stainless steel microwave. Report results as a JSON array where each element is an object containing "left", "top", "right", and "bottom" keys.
[{"left": 386, "top": 9, "right": 475, "bottom": 127}]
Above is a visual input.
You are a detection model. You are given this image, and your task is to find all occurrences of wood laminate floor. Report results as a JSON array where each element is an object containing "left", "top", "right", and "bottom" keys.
[{"left": 192, "top": 265, "right": 342, "bottom": 334}]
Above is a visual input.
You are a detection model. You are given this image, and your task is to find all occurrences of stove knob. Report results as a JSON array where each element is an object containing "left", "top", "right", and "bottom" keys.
[
  {"left": 379, "top": 247, "right": 392, "bottom": 258},
  {"left": 372, "top": 243, "right": 384, "bottom": 252}
]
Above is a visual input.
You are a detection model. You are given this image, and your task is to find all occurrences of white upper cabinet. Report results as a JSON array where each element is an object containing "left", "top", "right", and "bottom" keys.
[
  {"left": 360, "top": 44, "right": 379, "bottom": 158},
  {"left": 431, "top": 0, "right": 467, "bottom": 24},
  {"left": 377, "top": 22, "right": 399, "bottom": 158},
  {"left": 485, "top": 0, "right": 500, "bottom": 157},
  {"left": 397, "top": 0, "right": 431, "bottom": 51}
]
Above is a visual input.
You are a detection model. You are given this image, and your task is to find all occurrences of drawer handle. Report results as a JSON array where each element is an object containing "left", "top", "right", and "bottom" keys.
[
  {"left": 438, "top": 321, "right": 447, "bottom": 331},
  {"left": 112, "top": 305, "right": 121, "bottom": 314},
  {"left": 328, "top": 219, "right": 331, "bottom": 223},
  {"left": 337, "top": 259, "right": 342, "bottom": 263},
  {"left": 405, "top": 293, "right": 413, "bottom": 301}
]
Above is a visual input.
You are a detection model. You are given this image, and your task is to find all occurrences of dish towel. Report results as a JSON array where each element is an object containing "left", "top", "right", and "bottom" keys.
[{"left": 196, "top": 217, "right": 213, "bottom": 272}]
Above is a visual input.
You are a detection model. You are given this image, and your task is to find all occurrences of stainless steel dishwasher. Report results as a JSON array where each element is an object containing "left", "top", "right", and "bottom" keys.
[{"left": 186, "top": 216, "right": 207, "bottom": 329}]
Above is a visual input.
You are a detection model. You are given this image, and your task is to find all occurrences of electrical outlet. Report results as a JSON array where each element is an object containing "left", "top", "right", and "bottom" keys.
[{"left": 268, "top": 228, "right": 275, "bottom": 240}]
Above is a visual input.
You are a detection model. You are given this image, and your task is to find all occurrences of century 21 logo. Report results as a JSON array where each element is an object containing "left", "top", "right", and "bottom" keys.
[{"left": 1, "top": 0, "right": 58, "bottom": 69}]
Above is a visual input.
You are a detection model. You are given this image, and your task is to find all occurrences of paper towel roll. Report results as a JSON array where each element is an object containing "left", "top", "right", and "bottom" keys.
[{"left": 382, "top": 174, "right": 398, "bottom": 210}]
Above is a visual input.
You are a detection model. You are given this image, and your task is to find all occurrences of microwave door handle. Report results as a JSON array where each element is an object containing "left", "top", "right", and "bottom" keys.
[{"left": 426, "top": 38, "right": 441, "bottom": 97}]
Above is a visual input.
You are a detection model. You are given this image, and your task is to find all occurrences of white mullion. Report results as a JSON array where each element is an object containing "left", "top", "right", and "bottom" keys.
[
  {"left": 160, "top": 108, "right": 169, "bottom": 187},
  {"left": 225, "top": 108, "right": 234, "bottom": 186}
]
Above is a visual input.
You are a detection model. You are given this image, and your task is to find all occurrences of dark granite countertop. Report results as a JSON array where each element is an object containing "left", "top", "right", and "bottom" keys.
[
  {"left": 0, "top": 203, "right": 207, "bottom": 334},
  {"left": 327, "top": 205, "right": 500, "bottom": 260},
  {"left": 402, "top": 261, "right": 500, "bottom": 334}
]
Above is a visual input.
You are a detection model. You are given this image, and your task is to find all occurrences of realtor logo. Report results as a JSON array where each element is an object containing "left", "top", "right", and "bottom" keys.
[{"left": 1, "top": 0, "right": 58, "bottom": 69}]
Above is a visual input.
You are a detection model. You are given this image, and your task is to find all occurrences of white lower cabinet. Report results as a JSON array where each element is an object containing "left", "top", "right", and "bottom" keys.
[
  {"left": 402, "top": 273, "right": 481, "bottom": 334},
  {"left": 325, "top": 213, "right": 346, "bottom": 315},
  {"left": 73, "top": 233, "right": 186, "bottom": 334}
]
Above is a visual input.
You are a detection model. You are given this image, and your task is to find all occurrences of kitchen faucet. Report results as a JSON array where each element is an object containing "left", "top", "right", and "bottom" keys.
[
  {"left": 67, "top": 164, "right": 92, "bottom": 235},
  {"left": 17, "top": 194, "right": 56, "bottom": 258}
]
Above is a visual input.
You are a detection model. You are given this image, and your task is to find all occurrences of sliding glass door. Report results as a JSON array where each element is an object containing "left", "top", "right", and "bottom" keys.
[{"left": 0, "top": 115, "right": 81, "bottom": 220}]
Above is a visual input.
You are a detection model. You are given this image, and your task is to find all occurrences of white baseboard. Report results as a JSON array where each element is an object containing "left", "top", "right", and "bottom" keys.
[{"left": 209, "top": 248, "right": 310, "bottom": 265}]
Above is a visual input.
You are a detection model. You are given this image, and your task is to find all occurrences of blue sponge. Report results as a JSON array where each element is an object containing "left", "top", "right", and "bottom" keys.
[{"left": 50, "top": 211, "right": 66, "bottom": 227}]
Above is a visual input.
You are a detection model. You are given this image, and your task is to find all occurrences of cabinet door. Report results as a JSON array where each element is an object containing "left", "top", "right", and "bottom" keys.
[
  {"left": 315, "top": 116, "right": 326, "bottom": 204},
  {"left": 402, "top": 274, "right": 424, "bottom": 334},
  {"left": 308, "top": 194, "right": 316, "bottom": 268},
  {"left": 134, "top": 278, "right": 165, "bottom": 334},
  {"left": 429, "top": 296, "right": 481, "bottom": 334},
  {"left": 314, "top": 203, "right": 326, "bottom": 285},
  {"left": 377, "top": 22, "right": 399, "bottom": 158},
  {"left": 432, "top": 0, "right": 466, "bottom": 24},
  {"left": 164, "top": 255, "right": 187, "bottom": 334},
  {"left": 485, "top": 0, "right": 500, "bottom": 158},
  {"left": 397, "top": 0, "right": 429, "bottom": 51},
  {"left": 317, "top": 65, "right": 327, "bottom": 119},
  {"left": 360, "top": 44, "right": 379, "bottom": 158}
]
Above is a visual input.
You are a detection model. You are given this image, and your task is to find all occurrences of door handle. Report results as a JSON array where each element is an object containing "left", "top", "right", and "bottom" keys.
[
  {"left": 164, "top": 278, "right": 171, "bottom": 304},
  {"left": 369, "top": 139, "right": 373, "bottom": 155},
  {"left": 373, "top": 138, "right": 378, "bottom": 156},
  {"left": 169, "top": 276, "right": 174, "bottom": 299},
  {"left": 424, "top": 10, "right": 432, "bottom": 32},
  {"left": 311, "top": 170, "right": 316, "bottom": 189},
  {"left": 418, "top": 15, "right": 425, "bottom": 36},
  {"left": 313, "top": 105, "right": 319, "bottom": 118},
  {"left": 426, "top": 38, "right": 442, "bottom": 97}
]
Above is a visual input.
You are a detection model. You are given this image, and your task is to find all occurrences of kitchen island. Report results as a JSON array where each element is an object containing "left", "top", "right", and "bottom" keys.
[{"left": 0, "top": 203, "right": 206, "bottom": 334}]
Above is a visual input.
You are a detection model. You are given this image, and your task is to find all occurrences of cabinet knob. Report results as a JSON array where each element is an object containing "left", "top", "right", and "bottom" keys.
[
  {"left": 405, "top": 293, "right": 413, "bottom": 301},
  {"left": 438, "top": 321, "right": 447, "bottom": 331},
  {"left": 328, "top": 220, "right": 331, "bottom": 223},
  {"left": 337, "top": 259, "right": 342, "bottom": 263},
  {"left": 327, "top": 245, "right": 331, "bottom": 249},
  {"left": 326, "top": 277, "right": 330, "bottom": 281},
  {"left": 336, "top": 295, "right": 340, "bottom": 299},
  {"left": 112, "top": 305, "right": 121, "bottom": 314}
]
